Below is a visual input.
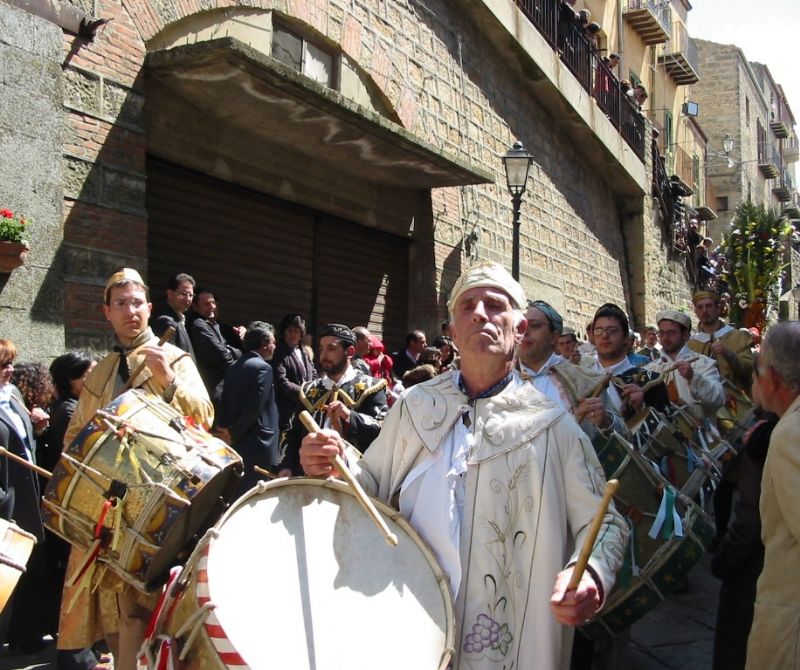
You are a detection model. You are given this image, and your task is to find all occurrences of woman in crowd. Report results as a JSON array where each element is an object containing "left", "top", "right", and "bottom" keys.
[{"left": 0, "top": 341, "right": 47, "bottom": 654}]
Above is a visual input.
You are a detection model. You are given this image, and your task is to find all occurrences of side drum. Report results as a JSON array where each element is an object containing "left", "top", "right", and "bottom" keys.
[
  {"left": 139, "top": 478, "right": 455, "bottom": 670},
  {"left": 0, "top": 518, "right": 36, "bottom": 613},
  {"left": 585, "top": 433, "right": 715, "bottom": 639},
  {"left": 42, "top": 389, "right": 243, "bottom": 591}
]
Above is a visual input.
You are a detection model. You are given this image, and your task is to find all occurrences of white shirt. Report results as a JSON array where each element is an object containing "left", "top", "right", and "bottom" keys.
[{"left": 519, "top": 353, "right": 564, "bottom": 404}]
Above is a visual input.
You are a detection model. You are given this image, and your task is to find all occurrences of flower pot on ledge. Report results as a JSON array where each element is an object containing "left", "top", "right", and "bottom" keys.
[{"left": 0, "top": 241, "right": 29, "bottom": 273}]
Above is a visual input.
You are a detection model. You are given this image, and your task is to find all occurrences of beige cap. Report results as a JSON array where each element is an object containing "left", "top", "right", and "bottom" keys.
[
  {"left": 447, "top": 261, "right": 527, "bottom": 315},
  {"left": 104, "top": 268, "right": 147, "bottom": 302},
  {"left": 655, "top": 310, "right": 691, "bottom": 330}
]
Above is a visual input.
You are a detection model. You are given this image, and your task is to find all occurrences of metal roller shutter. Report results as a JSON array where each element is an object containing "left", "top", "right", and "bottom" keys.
[
  {"left": 146, "top": 158, "right": 409, "bottom": 348},
  {"left": 147, "top": 157, "right": 314, "bottom": 329}
]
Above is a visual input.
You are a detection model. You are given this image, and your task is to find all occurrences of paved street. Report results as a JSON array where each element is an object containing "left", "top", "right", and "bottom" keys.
[{"left": 0, "top": 552, "right": 721, "bottom": 670}]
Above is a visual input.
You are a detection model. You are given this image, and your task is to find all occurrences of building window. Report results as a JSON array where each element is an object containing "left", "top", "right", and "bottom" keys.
[
  {"left": 745, "top": 96, "right": 750, "bottom": 127},
  {"left": 717, "top": 196, "right": 728, "bottom": 211},
  {"left": 630, "top": 71, "right": 642, "bottom": 88},
  {"left": 692, "top": 153, "right": 701, "bottom": 197},
  {"left": 272, "top": 22, "right": 335, "bottom": 88}
]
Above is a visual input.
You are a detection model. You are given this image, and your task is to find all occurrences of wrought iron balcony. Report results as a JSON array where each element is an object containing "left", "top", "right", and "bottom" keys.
[
  {"left": 657, "top": 22, "right": 700, "bottom": 85},
  {"left": 773, "top": 166, "right": 795, "bottom": 202},
  {"left": 513, "top": 0, "right": 646, "bottom": 160},
  {"left": 758, "top": 141, "right": 781, "bottom": 179},
  {"left": 623, "top": 0, "right": 671, "bottom": 45},
  {"left": 784, "top": 135, "right": 799, "bottom": 163}
]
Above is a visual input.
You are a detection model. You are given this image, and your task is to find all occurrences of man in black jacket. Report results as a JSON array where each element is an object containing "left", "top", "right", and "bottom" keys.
[
  {"left": 189, "top": 287, "right": 244, "bottom": 409},
  {"left": 149, "top": 272, "right": 196, "bottom": 360},
  {"left": 281, "top": 324, "right": 387, "bottom": 475},
  {"left": 217, "top": 322, "right": 280, "bottom": 497}
]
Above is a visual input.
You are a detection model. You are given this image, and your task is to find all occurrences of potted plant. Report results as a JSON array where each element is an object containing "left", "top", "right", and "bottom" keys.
[{"left": 0, "top": 208, "right": 30, "bottom": 273}]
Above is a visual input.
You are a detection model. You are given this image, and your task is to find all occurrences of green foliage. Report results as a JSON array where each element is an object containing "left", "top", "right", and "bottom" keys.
[
  {"left": 720, "top": 200, "right": 791, "bottom": 326},
  {"left": 0, "top": 208, "right": 30, "bottom": 245}
]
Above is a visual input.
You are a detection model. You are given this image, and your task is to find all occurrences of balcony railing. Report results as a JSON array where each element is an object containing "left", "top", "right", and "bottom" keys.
[
  {"left": 758, "top": 141, "right": 781, "bottom": 179},
  {"left": 784, "top": 191, "right": 800, "bottom": 219},
  {"left": 773, "top": 166, "right": 795, "bottom": 202},
  {"left": 623, "top": 0, "right": 671, "bottom": 45},
  {"left": 672, "top": 145, "right": 696, "bottom": 195},
  {"left": 513, "top": 0, "right": 646, "bottom": 160},
  {"left": 784, "top": 135, "right": 799, "bottom": 163},
  {"left": 652, "top": 133, "right": 673, "bottom": 222},
  {"left": 657, "top": 22, "right": 700, "bottom": 85}
]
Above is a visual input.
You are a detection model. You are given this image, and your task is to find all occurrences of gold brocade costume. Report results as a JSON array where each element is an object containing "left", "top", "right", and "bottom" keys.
[
  {"left": 688, "top": 326, "right": 754, "bottom": 391},
  {"left": 57, "top": 328, "right": 213, "bottom": 653}
]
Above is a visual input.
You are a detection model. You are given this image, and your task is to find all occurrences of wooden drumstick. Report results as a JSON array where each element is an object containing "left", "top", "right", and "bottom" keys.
[
  {"left": 118, "top": 326, "right": 176, "bottom": 395},
  {"left": 254, "top": 465, "right": 278, "bottom": 479},
  {"left": 0, "top": 447, "right": 52, "bottom": 479},
  {"left": 299, "top": 410, "right": 398, "bottom": 547},
  {"left": 566, "top": 478, "right": 619, "bottom": 592}
]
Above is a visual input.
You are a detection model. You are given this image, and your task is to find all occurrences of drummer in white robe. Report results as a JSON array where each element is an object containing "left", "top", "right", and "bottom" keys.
[
  {"left": 645, "top": 310, "right": 725, "bottom": 421},
  {"left": 301, "top": 262, "right": 628, "bottom": 670}
]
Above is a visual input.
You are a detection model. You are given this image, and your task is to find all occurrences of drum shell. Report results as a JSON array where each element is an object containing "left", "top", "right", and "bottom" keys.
[
  {"left": 42, "top": 390, "right": 243, "bottom": 591},
  {"left": 584, "top": 433, "right": 715, "bottom": 639},
  {"left": 0, "top": 518, "right": 36, "bottom": 613},
  {"left": 143, "top": 478, "right": 455, "bottom": 670}
]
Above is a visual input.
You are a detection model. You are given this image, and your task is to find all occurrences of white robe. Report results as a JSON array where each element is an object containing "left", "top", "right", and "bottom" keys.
[{"left": 352, "top": 371, "right": 628, "bottom": 670}]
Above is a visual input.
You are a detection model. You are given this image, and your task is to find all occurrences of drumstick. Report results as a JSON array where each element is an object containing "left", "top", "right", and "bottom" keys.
[
  {"left": 117, "top": 326, "right": 176, "bottom": 395},
  {"left": 566, "top": 478, "right": 619, "bottom": 592},
  {"left": 254, "top": 465, "right": 278, "bottom": 479},
  {"left": 0, "top": 446, "right": 52, "bottom": 479},
  {"left": 299, "top": 410, "right": 398, "bottom": 547}
]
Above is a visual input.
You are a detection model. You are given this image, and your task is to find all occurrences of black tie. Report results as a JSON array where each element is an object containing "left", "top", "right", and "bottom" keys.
[{"left": 114, "top": 346, "right": 131, "bottom": 383}]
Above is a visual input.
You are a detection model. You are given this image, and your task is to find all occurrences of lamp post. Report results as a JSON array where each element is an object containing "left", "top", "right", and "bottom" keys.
[{"left": 502, "top": 141, "right": 534, "bottom": 281}]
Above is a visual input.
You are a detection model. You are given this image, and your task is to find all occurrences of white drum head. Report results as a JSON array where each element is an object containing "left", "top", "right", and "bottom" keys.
[{"left": 203, "top": 478, "right": 453, "bottom": 669}]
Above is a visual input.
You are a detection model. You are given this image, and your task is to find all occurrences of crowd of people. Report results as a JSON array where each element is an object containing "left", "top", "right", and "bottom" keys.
[{"left": 0, "top": 263, "right": 798, "bottom": 670}]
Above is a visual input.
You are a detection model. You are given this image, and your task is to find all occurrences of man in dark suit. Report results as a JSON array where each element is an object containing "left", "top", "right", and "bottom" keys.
[
  {"left": 189, "top": 287, "right": 244, "bottom": 409},
  {"left": 391, "top": 329, "right": 427, "bottom": 380},
  {"left": 150, "top": 272, "right": 196, "bottom": 360},
  {"left": 217, "top": 322, "right": 280, "bottom": 497}
]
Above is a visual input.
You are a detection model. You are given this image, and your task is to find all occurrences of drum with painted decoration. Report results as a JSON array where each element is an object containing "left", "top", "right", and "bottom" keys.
[
  {"left": 139, "top": 477, "right": 455, "bottom": 670},
  {"left": 42, "top": 389, "right": 243, "bottom": 592},
  {"left": 584, "top": 432, "right": 714, "bottom": 638}
]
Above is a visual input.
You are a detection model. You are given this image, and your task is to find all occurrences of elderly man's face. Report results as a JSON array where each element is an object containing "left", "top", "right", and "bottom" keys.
[{"left": 450, "top": 287, "right": 524, "bottom": 361}]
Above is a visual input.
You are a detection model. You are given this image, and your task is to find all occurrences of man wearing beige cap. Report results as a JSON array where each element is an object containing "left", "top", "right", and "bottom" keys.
[
  {"left": 59, "top": 268, "right": 213, "bottom": 670},
  {"left": 301, "top": 261, "right": 627, "bottom": 670},
  {"left": 645, "top": 310, "right": 724, "bottom": 420}
]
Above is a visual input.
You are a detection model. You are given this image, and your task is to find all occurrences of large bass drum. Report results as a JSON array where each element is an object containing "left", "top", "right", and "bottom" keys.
[
  {"left": 42, "top": 389, "right": 243, "bottom": 591},
  {"left": 139, "top": 478, "right": 455, "bottom": 670}
]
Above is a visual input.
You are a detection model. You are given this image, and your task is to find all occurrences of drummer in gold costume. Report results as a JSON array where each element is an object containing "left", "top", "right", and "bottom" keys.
[
  {"left": 59, "top": 268, "right": 213, "bottom": 670},
  {"left": 688, "top": 290, "right": 754, "bottom": 390}
]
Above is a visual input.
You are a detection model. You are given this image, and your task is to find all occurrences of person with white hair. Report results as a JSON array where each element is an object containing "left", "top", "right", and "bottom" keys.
[{"left": 301, "top": 261, "right": 627, "bottom": 670}]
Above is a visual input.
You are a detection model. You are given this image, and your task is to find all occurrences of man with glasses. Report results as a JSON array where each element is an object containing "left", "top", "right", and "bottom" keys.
[
  {"left": 61, "top": 268, "right": 212, "bottom": 670},
  {"left": 745, "top": 322, "right": 800, "bottom": 669},
  {"left": 645, "top": 311, "right": 724, "bottom": 420},
  {"left": 588, "top": 303, "right": 646, "bottom": 419},
  {"left": 150, "top": 272, "right": 196, "bottom": 360}
]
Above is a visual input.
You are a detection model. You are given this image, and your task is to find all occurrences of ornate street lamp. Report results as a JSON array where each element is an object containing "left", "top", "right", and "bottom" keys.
[
  {"left": 502, "top": 141, "right": 534, "bottom": 281},
  {"left": 722, "top": 134, "right": 735, "bottom": 154}
]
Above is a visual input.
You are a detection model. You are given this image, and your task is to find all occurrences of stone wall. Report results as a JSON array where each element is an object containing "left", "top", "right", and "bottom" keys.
[{"left": 0, "top": 3, "right": 65, "bottom": 360}]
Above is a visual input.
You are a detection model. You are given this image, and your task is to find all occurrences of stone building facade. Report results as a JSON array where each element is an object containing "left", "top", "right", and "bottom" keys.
[{"left": 1, "top": 0, "right": 699, "bottom": 359}]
